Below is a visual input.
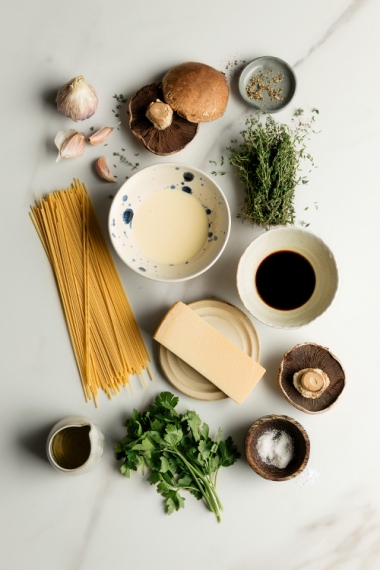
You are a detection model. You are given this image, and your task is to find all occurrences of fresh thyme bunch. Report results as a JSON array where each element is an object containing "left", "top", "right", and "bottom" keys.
[{"left": 228, "top": 111, "right": 316, "bottom": 228}]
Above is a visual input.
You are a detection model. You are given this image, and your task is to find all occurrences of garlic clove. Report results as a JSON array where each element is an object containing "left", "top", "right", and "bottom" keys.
[
  {"left": 88, "top": 125, "right": 117, "bottom": 146},
  {"left": 54, "top": 129, "right": 86, "bottom": 162},
  {"left": 56, "top": 75, "right": 98, "bottom": 121},
  {"left": 95, "top": 156, "right": 116, "bottom": 182},
  {"left": 54, "top": 129, "right": 77, "bottom": 150}
]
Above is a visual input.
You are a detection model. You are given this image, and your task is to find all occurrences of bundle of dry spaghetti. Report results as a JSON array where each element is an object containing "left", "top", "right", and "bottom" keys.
[{"left": 30, "top": 179, "right": 151, "bottom": 405}]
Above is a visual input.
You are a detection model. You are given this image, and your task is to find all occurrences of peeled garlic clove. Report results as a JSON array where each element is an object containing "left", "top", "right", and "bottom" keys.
[
  {"left": 54, "top": 129, "right": 86, "bottom": 162},
  {"left": 56, "top": 75, "right": 98, "bottom": 121},
  {"left": 95, "top": 156, "right": 116, "bottom": 182},
  {"left": 88, "top": 126, "right": 116, "bottom": 146}
]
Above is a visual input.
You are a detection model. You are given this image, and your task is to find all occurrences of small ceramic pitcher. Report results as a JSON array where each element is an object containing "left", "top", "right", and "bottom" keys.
[{"left": 46, "top": 416, "right": 105, "bottom": 474}]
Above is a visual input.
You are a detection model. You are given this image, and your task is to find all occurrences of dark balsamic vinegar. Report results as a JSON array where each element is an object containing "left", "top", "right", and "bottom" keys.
[{"left": 255, "top": 250, "right": 316, "bottom": 311}]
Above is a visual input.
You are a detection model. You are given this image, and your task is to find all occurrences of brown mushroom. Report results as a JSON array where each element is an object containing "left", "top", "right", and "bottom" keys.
[
  {"left": 129, "top": 83, "right": 199, "bottom": 156},
  {"left": 162, "top": 62, "right": 229, "bottom": 123},
  {"left": 277, "top": 343, "right": 346, "bottom": 414}
]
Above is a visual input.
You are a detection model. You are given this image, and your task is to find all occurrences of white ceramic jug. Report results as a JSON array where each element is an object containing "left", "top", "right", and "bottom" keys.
[{"left": 46, "top": 416, "right": 105, "bottom": 474}]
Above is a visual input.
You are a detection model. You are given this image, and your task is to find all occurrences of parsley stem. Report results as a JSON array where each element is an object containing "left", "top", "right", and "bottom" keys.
[
  {"left": 184, "top": 455, "right": 223, "bottom": 511},
  {"left": 173, "top": 449, "right": 222, "bottom": 522},
  {"left": 175, "top": 452, "right": 216, "bottom": 515}
]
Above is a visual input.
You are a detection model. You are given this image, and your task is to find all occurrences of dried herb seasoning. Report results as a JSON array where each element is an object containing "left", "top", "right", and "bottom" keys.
[
  {"left": 228, "top": 111, "right": 317, "bottom": 228},
  {"left": 246, "top": 70, "right": 284, "bottom": 102}
]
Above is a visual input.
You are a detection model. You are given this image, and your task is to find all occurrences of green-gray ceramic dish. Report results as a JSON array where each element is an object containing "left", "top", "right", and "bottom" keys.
[{"left": 238, "top": 56, "right": 296, "bottom": 113}]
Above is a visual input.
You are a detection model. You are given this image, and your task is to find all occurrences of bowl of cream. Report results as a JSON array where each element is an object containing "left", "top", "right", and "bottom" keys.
[{"left": 109, "top": 163, "right": 231, "bottom": 281}]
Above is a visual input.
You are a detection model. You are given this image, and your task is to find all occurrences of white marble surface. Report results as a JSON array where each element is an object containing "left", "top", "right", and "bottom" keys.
[{"left": 2, "top": 0, "right": 380, "bottom": 568}]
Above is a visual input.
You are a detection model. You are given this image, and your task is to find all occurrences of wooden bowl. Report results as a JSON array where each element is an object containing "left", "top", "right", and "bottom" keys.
[{"left": 245, "top": 415, "right": 310, "bottom": 481}]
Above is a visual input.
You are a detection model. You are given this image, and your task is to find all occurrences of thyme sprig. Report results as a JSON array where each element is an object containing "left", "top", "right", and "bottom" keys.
[
  {"left": 113, "top": 151, "right": 139, "bottom": 170},
  {"left": 209, "top": 157, "right": 226, "bottom": 176},
  {"left": 228, "top": 111, "right": 317, "bottom": 228},
  {"left": 113, "top": 94, "right": 127, "bottom": 103},
  {"left": 112, "top": 94, "right": 128, "bottom": 121}
]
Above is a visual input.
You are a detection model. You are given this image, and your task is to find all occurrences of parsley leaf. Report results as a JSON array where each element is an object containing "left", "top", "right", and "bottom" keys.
[
  {"left": 183, "top": 411, "right": 201, "bottom": 442},
  {"left": 155, "top": 392, "right": 179, "bottom": 410}
]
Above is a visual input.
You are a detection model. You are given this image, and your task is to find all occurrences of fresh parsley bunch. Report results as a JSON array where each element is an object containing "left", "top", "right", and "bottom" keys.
[{"left": 115, "top": 392, "right": 240, "bottom": 522}]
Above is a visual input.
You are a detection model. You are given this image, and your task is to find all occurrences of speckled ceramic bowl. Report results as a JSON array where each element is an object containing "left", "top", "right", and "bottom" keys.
[{"left": 109, "top": 163, "right": 230, "bottom": 282}]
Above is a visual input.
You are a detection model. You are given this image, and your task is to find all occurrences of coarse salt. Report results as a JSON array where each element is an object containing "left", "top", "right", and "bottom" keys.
[{"left": 256, "top": 429, "right": 294, "bottom": 469}]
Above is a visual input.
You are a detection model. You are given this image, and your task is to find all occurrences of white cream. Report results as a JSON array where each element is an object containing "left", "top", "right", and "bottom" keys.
[{"left": 133, "top": 189, "right": 209, "bottom": 265}]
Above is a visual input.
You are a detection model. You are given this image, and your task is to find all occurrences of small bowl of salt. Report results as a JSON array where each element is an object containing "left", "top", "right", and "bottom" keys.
[{"left": 245, "top": 415, "right": 310, "bottom": 481}]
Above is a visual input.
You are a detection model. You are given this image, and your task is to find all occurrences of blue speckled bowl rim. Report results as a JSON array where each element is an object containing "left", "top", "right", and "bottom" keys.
[
  {"left": 238, "top": 56, "right": 297, "bottom": 113},
  {"left": 108, "top": 162, "right": 231, "bottom": 283}
]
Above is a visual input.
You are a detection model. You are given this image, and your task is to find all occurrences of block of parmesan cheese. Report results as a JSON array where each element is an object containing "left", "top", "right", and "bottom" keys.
[{"left": 154, "top": 301, "right": 265, "bottom": 404}]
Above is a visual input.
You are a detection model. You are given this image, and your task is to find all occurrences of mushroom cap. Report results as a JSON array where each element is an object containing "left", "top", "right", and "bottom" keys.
[
  {"left": 277, "top": 342, "right": 346, "bottom": 414},
  {"left": 129, "top": 83, "right": 199, "bottom": 156},
  {"left": 162, "top": 62, "right": 229, "bottom": 123}
]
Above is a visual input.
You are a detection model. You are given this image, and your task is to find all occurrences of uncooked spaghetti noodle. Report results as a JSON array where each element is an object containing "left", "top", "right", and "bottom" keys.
[{"left": 30, "top": 179, "right": 151, "bottom": 405}]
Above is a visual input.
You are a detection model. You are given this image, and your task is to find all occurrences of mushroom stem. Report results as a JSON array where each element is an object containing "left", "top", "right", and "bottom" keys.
[
  {"left": 293, "top": 368, "right": 330, "bottom": 399},
  {"left": 300, "top": 370, "right": 324, "bottom": 392},
  {"left": 145, "top": 100, "right": 173, "bottom": 130}
]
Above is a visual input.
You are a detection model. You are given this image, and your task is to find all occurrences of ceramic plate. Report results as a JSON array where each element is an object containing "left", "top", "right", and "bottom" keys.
[
  {"left": 238, "top": 56, "right": 296, "bottom": 113},
  {"left": 158, "top": 299, "right": 261, "bottom": 401}
]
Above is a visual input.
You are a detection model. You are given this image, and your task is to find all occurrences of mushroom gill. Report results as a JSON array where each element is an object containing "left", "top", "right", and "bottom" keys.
[{"left": 129, "top": 83, "right": 199, "bottom": 156}]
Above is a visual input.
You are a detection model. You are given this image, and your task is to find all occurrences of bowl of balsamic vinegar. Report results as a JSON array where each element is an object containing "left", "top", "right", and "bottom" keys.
[{"left": 237, "top": 228, "right": 338, "bottom": 328}]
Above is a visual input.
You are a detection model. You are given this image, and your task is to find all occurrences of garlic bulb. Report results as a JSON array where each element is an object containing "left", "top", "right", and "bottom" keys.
[
  {"left": 95, "top": 156, "right": 116, "bottom": 182},
  {"left": 54, "top": 129, "right": 86, "bottom": 162},
  {"left": 56, "top": 75, "right": 98, "bottom": 121}
]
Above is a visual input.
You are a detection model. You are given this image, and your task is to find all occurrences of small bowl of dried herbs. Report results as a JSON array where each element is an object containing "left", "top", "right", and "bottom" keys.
[{"left": 238, "top": 56, "right": 296, "bottom": 113}]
